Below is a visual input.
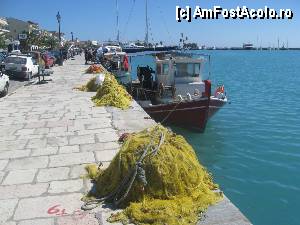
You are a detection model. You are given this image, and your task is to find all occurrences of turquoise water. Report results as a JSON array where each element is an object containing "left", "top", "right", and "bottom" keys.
[{"left": 132, "top": 50, "right": 300, "bottom": 225}]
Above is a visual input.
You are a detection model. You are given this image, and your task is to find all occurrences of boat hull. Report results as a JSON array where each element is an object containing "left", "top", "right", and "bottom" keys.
[
  {"left": 142, "top": 97, "right": 227, "bottom": 132},
  {"left": 209, "top": 98, "right": 227, "bottom": 118},
  {"left": 143, "top": 98, "right": 210, "bottom": 132}
]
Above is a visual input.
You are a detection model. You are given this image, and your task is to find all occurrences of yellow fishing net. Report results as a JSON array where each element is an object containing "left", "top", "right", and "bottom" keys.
[
  {"left": 92, "top": 73, "right": 132, "bottom": 109},
  {"left": 74, "top": 77, "right": 98, "bottom": 92},
  {"left": 74, "top": 72, "right": 132, "bottom": 109},
  {"left": 84, "top": 125, "right": 222, "bottom": 225}
]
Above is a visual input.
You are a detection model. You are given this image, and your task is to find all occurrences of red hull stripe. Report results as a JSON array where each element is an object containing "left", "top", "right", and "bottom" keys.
[{"left": 147, "top": 106, "right": 207, "bottom": 114}]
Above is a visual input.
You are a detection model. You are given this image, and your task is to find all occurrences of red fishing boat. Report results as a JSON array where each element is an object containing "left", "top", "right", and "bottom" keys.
[{"left": 130, "top": 52, "right": 227, "bottom": 132}]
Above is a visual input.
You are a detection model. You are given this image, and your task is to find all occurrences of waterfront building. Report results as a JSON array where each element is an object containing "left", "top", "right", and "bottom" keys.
[
  {"left": 6, "top": 17, "right": 39, "bottom": 40},
  {"left": 0, "top": 18, "right": 10, "bottom": 36}
]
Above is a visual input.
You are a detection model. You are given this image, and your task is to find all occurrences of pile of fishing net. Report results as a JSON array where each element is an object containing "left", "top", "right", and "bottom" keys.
[
  {"left": 86, "top": 64, "right": 104, "bottom": 74},
  {"left": 74, "top": 77, "right": 98, "bottom": 92},
  {"left": 83, "top": 125, "right": 222, "bottom": 225},
  {"left": 91, "top": 73, "right": 132, "bottom": 109},
  {"left": 74, "top": 72, "right": 132, "bottom": 109}
]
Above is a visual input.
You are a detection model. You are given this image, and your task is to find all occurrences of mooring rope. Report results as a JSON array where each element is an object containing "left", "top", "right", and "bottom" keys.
[
  {"left": 160, "top": 100, "right": 182, "bottom": 124},
  {"left": 81, "top": 130, "right": 165, "bottom": 211}
]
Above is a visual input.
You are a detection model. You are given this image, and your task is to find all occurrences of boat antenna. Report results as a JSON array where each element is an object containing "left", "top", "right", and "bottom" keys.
[
  {"left": 145, "top": 0, "right": 149, "bottom": 46},
  {"left": 116, "top": 0, "right": 120, "bottom": 43}
]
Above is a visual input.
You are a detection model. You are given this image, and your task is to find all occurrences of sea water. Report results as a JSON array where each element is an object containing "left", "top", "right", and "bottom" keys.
[{"left": 131, "top": 50, "right": 300, "bottom": 225}]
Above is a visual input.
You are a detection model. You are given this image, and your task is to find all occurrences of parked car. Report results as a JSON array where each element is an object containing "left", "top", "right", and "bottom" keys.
[
  {"left": 4, "top": 55, "right": 39, "bottom": 80},
  {"left": 48, "top": 50, "right": 60, "bottom": 65},
  {"left": 42, "top": 52, "right": 55, "bottom": 68},
  {"left": 48, "top": 50, "right": 59, "bottom": 65},
  {"left": 0, "top": 68, "right": 9, "bottom": 97}
]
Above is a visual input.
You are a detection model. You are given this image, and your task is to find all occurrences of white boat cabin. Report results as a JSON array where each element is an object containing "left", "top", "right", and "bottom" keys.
[{"left": 155, "top": 55, "right": 207, "bottom": 99}]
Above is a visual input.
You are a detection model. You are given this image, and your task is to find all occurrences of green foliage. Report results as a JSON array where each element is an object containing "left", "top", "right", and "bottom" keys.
[
  {"left": 0, "top": 35, "right": 6, "bottom": 49},
  {"left": 43, "top": 36, "right": 59, "bottom": 49},
  {"left": 23, "top": 31, "right": 59, "bottom": 50}
]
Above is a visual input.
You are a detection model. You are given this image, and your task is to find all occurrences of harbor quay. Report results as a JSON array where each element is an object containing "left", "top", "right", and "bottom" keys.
[{"left": 0, "top": 55, "right": 250, "bottom": 225}]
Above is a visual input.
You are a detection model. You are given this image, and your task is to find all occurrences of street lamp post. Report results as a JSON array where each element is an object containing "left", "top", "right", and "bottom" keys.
[{"left": 56, "top": 11, "right": 63, "bottom": 66}]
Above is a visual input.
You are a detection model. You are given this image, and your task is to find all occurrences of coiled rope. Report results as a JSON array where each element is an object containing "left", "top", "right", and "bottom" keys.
[{"left": 81, "top": 130, "right": 165, "bottom": 211}]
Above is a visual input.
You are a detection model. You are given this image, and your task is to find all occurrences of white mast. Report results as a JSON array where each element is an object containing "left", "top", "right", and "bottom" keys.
[
  {"left": 116, "top": 0, "right": 120, "bottom": 43},
  {"left": 145, "top": 0, "right": 149, "bottom": 45}
]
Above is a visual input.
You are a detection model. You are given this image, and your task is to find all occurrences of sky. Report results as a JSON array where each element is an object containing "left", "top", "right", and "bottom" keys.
[{"left": 1, "top": 0, "right": 299, "bottom": 47}]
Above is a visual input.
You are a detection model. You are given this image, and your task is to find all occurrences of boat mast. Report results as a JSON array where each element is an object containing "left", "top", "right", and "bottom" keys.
[
  {"left": 116, "top": 0, "right": 120, "bottom": 43},
  {"left": 145, "top": 0, "right": 149, "bottom": 46}
]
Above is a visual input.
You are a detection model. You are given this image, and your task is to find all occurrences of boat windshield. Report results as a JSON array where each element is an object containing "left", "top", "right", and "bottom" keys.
[{"left": 175, "top": 63, "right": 200, "bottom": 77}]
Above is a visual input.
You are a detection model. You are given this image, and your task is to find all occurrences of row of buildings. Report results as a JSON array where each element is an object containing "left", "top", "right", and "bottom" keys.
[
  {"left": 0, "top": 17, "right": 67, "bottom": 49},
  {"left": 0, "top": 17, "right": 40, "bottom": 40}
]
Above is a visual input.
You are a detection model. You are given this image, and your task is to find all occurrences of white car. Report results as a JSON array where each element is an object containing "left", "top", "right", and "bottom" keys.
[
  {"left": 4, "top": 54, "right": 39, "bottom": 80},
  {"left": 0, "top": 70, "right": 9, "bottom": 97}
]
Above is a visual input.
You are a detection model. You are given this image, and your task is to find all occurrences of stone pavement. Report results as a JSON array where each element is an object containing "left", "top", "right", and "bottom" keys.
[
  {"left": 0, "top": 56, "right": 251, "bottom": 225},
  {"left": 0, "top": 56, "right": 155, "bottom": 225}
]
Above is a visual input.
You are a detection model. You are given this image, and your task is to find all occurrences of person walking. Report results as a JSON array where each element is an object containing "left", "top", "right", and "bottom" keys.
[{"left": 84, "top": 48, "right": 89, "bottom": 64}]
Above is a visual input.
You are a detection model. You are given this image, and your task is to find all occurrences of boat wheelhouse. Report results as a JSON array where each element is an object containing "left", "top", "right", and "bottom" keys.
[
  {"left": 99, "top": 43, "right": 130, "bottom": 79},
  {"left": 130, "top": 52, "right": 227, "bottom": 131}
]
